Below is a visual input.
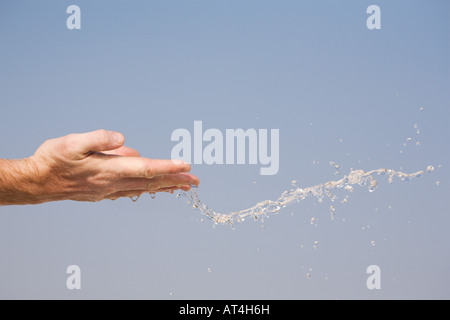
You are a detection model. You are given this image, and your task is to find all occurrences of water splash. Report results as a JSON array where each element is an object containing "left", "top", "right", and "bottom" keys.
[{"left": 178, "top": 167, "right": 431, "bottom": 226}]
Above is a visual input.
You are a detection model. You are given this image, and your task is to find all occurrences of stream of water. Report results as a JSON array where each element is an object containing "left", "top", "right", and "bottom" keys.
[{"left": 177, "top": 166, "right": 434, "bottom": 226}]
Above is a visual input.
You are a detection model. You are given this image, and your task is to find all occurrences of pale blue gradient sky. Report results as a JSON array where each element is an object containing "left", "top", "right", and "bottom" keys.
[{"left": 0, "top": 0, "right": 449, "bottom": 299}]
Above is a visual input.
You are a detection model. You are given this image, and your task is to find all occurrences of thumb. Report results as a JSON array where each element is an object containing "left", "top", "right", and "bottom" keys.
[{"left": 67, "top": 130, "right": 125, "bottom": 157}]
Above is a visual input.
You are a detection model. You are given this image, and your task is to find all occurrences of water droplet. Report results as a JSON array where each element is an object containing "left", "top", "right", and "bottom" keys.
[
  {"left": 406, "top": 137, "right": 412, "bottom": 142},
  {"left": 130, "top": 195, "right": 140, "bottom": 202},
  {"left": 419, "top": 107, "right": 424, "bottom": 111},
  {"left": 341, "top": 195, "right": 349, "bottom": 204},
  {"left": 368, "top": 180, "right": 377, "bottom": 192},
  {"left": 370, "top": 240, "right": 376, "bottom": 246},
  {"left": 426, "top": 165, "right": 434, "bottom": 173},
  {"left": 169, "top": 292, "right": 174, "bottom": 296},
  {"left": 436, "top": 181, "right": 440, "bottom": 186},
  {"left": 330, "top": 205, "right": 336, "bottom": 220},
  {"left": 306, "top": 273, "right": 311, "bottom": 278},
  {"left": 416, "top": 141, "right": 421, "bottom": 146},
  {"left": 329, "top": 161, "right": 341, "bottom": 170},
  {"left": 291, "top": 180, "right": 298, "bottom": 187},
  {"left": 207, "top": 267, "right": 212, "bottom": 273},
  {"left": 150, "top": 193, "right": 156, "bottom": 199}
]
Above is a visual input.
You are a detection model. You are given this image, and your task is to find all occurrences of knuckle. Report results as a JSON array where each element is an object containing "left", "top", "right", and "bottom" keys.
[
  {"left": 146, "top": 166, "right": 156, "bottom": 178},
  {"left": 39, "top": 139, "right": 53, "bottom": 150},
  {"left": 60, "top": 134, "right": 79, "bottom": 157}
]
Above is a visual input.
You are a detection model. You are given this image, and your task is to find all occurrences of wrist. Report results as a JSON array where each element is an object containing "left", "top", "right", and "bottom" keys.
[{"left": 0, "top": 157, "right": 48, "bottom": 205}]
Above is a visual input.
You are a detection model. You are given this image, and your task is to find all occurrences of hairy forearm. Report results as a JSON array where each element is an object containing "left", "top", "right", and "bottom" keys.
[{"left": 0, "top": 158, "right": 43, "bottom": 206}]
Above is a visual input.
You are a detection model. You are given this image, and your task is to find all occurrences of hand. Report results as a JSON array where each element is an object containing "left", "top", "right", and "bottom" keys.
[{"left": 17, "top": 130, "right": 199, "bottom": 204}]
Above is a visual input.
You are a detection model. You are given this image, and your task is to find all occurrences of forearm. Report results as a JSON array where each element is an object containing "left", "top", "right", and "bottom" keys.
[{"left": 0, "top": 158, "right": 43, "bottom": 206}]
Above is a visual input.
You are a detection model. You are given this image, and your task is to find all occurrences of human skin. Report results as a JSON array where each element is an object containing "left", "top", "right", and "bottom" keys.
[{"left": 0, "top": 130, "right": 199, "bottom": 206}]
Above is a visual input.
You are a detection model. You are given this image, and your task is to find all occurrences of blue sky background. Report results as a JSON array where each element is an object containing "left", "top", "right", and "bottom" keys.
[{"left": 0, "top": 0, "right": 449, "bottom": 299}]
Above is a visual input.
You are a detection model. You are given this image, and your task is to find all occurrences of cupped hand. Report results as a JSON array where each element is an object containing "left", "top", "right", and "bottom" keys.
[{"left": 26, "top": 130, "right": 199, "bottom": 203}]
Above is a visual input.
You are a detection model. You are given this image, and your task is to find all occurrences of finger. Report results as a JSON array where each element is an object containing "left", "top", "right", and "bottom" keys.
[
  {"left": 151, "top": 185, "right": 192, "bottom": 193},
  {"left": 157, "top": 186, "right": 193, "bottom": 194},
  {"left": 146, "top": 174, "right": 199, "bottom": 190},
  {"left": 64, "top": 130, "right": 125, "bottom": 158},
  {"left": 102, "top": 146, "right": 140, "bottom": 157},
  {"left": 180, "top": 185, "right": 192, "bottom": 191},
  {"left": 156, "top": 186, "right": 181, "bottom": 193},
  {"left": 107, "top": 188, "right": 178, "bottom": 201},
  {"left": 103, "top": 157, "right": 191, "bottom": 178},
  {"left": 116, "top": 173, "right": 199, "bottom": 192},
  {"left": 106, "top": 190, "right": 146, "bottom": 201}
]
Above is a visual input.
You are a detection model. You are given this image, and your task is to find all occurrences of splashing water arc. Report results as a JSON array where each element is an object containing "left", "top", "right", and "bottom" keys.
[{"left": 178, "top": 167, "right": 434, "bottom": 225}]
